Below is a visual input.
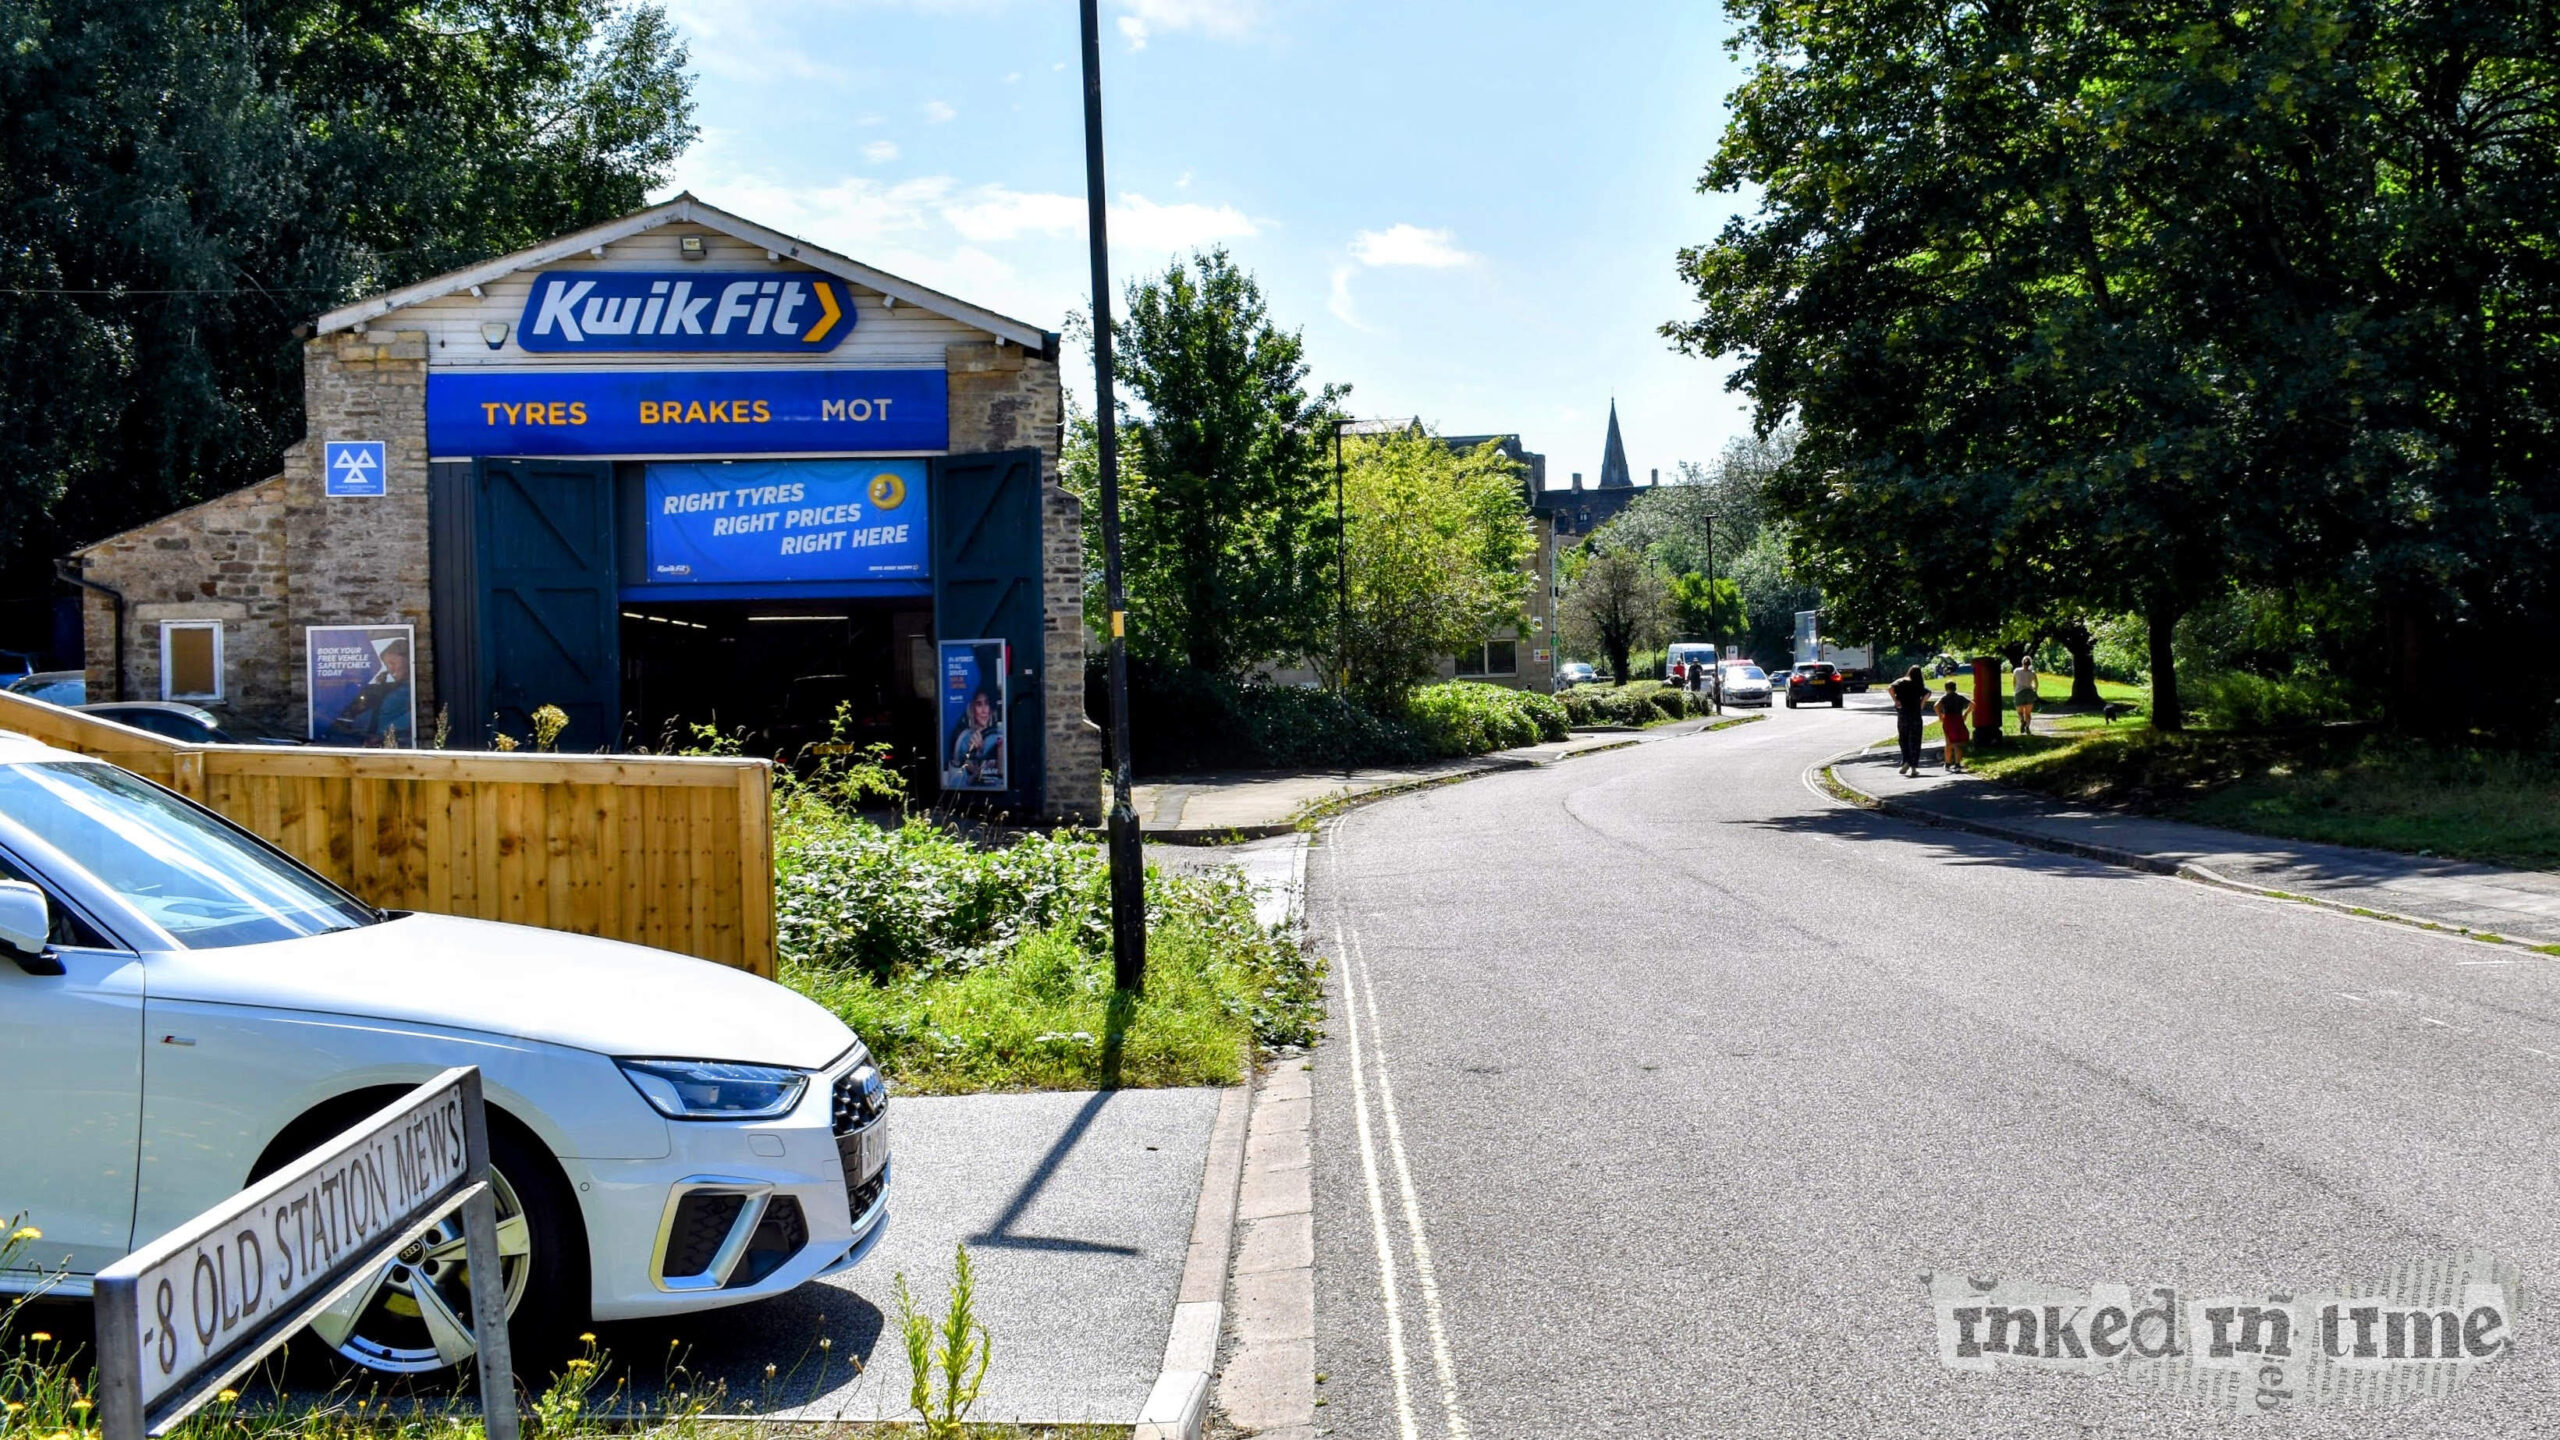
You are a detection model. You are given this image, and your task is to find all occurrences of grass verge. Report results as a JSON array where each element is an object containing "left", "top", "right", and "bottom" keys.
[{"left": 1957, "top": 725, "right": 2560, "bottom": 872}]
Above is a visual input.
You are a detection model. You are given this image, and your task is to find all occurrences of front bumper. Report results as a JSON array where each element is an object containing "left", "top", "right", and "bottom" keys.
[{"left": 568, "top": 1050, "right": 891, "bottom": 1321}]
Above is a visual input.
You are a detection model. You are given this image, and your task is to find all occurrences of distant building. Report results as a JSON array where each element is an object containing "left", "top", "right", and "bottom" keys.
[{"left": 1530, "top": 400, "right": 1653, "bottom": 541}]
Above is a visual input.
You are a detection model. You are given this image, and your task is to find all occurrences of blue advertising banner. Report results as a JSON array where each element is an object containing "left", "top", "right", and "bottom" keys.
[
  {"left": 307, "top": 625, "right": 417, "bottom": 747},
  {"left": 645, "top": 459, "right": 929, "bottom": 585},
  {"left": 940, "top": 639, "right": 1008, "bottom": 793},
  {"left": 426, "top": 369, "right": 947, "bottom": 456},
  {"left": 515, "top": 272, "right": 853, "bottom": 353}
]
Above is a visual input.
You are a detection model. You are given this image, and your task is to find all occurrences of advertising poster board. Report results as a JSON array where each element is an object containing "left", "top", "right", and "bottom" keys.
[
  {"left": 307, "top": 625, "right": 418, "bottom": 747},
  {"left": 939, "top": 639, "right": 1008, "bottom": 793},
  {"left": 644, "top": 458, "right": 930, "bottom": 585}
]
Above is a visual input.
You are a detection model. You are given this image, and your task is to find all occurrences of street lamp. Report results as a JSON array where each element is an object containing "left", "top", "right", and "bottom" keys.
[
  {"left": 1332, "top": 418, "right": 1353, "bottom": 691},
  {"left": 1704, "top": 512, "right": 1721, "bottom": 715},
  {"left": 1079, "top": 0, "right": 1144, "bottom": 991}
]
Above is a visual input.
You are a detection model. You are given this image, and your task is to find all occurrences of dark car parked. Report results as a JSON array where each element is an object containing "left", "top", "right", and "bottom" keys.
[
  {"left": 1784, "top": 662, "right": 1846, "bottom": 708},
  {"left": 5, "top": 670, "right": 87, "bottom": 707}
]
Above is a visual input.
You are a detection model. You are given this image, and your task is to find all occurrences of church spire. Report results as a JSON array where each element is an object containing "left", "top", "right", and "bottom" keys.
[{"left": 1597, "top": 400, "right": 1634, "bottom": 489}]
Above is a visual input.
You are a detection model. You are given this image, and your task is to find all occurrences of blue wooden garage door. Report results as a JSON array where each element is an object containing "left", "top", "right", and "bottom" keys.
[
  {"left": 476, "top": 458, "right": 620, "bottom": 751},
  {"left": 933, "top": 449, "right": 1046, "bottom": 813}
]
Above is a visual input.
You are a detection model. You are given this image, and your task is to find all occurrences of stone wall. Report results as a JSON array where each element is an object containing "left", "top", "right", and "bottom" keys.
[
  {"left": 947, "top": 342, "right": 1101, "bottom": 824},
  {"left": 77, "top": 477, "right": 291, "bottom": 726},
  {"left": 284, "top": 331, "right": 437, "bottom": 719}
]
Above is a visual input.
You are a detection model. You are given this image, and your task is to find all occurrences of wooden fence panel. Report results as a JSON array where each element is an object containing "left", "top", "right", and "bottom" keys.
[{"left": 0, "top": 691, "right": 774, "bottom": 975}]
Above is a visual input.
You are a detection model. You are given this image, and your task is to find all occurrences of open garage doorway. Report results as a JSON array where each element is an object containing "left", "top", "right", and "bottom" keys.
[{"left": 619, "top": 599, "right": 936, "bottom": 785}]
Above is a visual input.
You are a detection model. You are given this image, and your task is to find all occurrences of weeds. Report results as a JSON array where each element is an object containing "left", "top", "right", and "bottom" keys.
[{"left": 895, "top": 1248, "right": 989, "bottom": 1440}]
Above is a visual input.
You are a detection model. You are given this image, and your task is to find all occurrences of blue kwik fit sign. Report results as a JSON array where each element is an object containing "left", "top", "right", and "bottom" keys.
[
  {"left": 426, "top": 369, "right": 947, "bottom": 456},
  {"left": 515, "top": 271, "right": 852, "bottom": 352}
]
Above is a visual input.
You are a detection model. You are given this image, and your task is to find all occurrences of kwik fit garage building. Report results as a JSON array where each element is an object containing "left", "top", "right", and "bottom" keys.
[{"left": 70, "top": 195, "right": 1100, "bottom": 820}]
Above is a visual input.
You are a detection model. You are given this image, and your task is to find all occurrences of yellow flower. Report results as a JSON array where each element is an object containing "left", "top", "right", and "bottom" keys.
[
  {"left": 8, "top": 1225, "right": 39, "bottom": 1241},
  {"left": 578, "top": 1332, "right": 596, "bottom": 1344},
  {"left": 217, "top": 1391, "right": 239, "bottom": 1404},
  {"left": 565, "top": 1359, "right": 594, "bottom": 1373},
  {"left": 764, "top": 1363, "right": 777, "bottom": 1378}
]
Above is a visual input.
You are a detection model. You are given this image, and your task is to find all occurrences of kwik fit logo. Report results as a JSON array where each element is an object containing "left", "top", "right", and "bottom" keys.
[{"left": 514, "top": 272, "right": 851, "bottom": 353}]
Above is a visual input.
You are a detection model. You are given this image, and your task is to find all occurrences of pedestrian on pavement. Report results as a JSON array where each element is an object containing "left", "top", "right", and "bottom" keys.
[
  {"left": 1937, "top": 679, "right": 1972, "bottom": 771},
  {"left": 1889, "top": 665, "right": 1929, "bottom": 776},
  {"left": 2013, "top": 656, "right": 2040, "bottom": 734}
]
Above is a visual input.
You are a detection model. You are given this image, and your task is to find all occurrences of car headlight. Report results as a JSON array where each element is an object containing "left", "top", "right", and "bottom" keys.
[{"left": 617, "top": 1059, "right": 810, "bottom": 1121}]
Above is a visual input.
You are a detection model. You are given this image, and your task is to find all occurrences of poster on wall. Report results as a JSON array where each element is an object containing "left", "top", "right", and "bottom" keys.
[
  {"left": 307, "top": 625, "right": 418, "bottom": 747},
  {"left": 645, "top": 459, "right": 930, "bottom": 585},
  {"left": 939, "top": 639, "right": 1008, "bottom": 793}
]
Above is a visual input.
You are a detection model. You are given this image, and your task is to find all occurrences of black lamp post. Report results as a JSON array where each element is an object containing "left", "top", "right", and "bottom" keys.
[
  {"left": 1704, "top": 512, "right": 1721, "bottom": 715},
  {"left": 1079, "top": 0, "right": 1144, "bottom": 990},
  {"left": 1333, "top": 418, "right": 1353, "bottom": 690}
]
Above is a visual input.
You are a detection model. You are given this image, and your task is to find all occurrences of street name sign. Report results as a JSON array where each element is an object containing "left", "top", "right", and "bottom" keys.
[{"left": 93, "top": 1068, "right": 519, "bottom": 1440}]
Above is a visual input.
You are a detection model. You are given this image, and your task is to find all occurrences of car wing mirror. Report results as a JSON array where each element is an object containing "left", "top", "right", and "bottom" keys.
[{"left": 0, "top": 880, "right": 64, "bottom": 976}]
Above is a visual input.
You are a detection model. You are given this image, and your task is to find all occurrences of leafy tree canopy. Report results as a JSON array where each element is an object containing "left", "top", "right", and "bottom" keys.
[
  {"left": 1337, "top": 430, "right": 1534, "bottom": 698},
  {"left": 0, "top": 0, "right": 695, "bottom": 625}
]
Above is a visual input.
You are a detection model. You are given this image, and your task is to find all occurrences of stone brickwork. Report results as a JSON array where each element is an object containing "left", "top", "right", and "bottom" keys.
[
  {"left": 285, "top": 331, "right": 437, "bottom": 718},
  {"left": 76, "top": 477, "right": 291, "bottom": 724},
  {"left": 948, "top": 341, "right": 1102, "bottom": 824}
]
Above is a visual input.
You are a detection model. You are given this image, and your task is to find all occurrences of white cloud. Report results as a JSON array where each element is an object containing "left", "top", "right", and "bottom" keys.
[
  {"left": 1114, "top": 0, "right": 1260, "bottom": 49},
  {"left": 921, "top": 100, "right": 957, "bottom": 123},
  {"left": 861, "top": 140, "right": 899, "bottom": 164},
  {"left": 1350, "top": 224, "right": 1475, "bottom": 269},
  {"left": 1327, "top": 265, "right": 1370, "bottom": 331},
  {"left": 943, "top": 186, "right": 1088, "bottom": 243},
  {"left": 1112, "top": 194, "right": 1258, "bottom": 251}
]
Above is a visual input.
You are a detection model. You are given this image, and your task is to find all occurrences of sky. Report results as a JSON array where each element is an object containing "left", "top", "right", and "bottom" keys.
[{"left": 656, "top": 0, "right": 1759, "bottom": 491}]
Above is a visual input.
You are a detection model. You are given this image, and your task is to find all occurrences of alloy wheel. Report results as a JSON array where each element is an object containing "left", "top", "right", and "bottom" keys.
[{"left": 306, "top": 1167, "right": 534, "bottom": 1373}]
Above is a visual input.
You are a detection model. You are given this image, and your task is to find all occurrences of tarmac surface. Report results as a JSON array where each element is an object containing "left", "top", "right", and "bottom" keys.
[
  {"left": 1305, "top": 695, "right": 2560, "bottom": 1437},
  {"left": 599, "top": 1087, "right": 1221, "bottom": 1425}
]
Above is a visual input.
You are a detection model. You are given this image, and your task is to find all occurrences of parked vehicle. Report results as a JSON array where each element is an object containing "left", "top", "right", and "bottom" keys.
[
  {"left": 1556, "top": 662, "right": 1598, "bottom": 688},
  {"left": 0, "top": 733, "right": 891, "bottom": 1375},
  {"left": 78, "top": 701, "right": 246, "bottom": 745},
  {"left": 1664, "top": 643, "right": 1718, "bottom": 686},
  {"left": 1784, "top": 662, "right": 1847, "bottom": 708},
  {"left": 5, "top": 670, "right": 85, "bottom": 707},
  {"left": 1717, "top": 663, "right": 1773, "bottom": 707}
]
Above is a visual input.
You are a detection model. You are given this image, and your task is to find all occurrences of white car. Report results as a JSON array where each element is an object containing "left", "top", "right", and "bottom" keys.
[
  {"left": 1717, "top": 664, "right": 1774, "bottom": 707},
  {"left": 0, "top": 734, "right": 889, "bottom": 1375}
]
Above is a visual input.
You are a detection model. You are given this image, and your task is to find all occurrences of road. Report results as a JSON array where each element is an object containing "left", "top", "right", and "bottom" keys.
[{"left": 1305, "top": 697, "right": 2560, "bottom": 1437}]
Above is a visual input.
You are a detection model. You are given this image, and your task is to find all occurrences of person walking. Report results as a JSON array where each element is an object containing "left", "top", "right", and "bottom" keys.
[
  {"left": 2013, "top": 655, "right": 2040, "bottom": 734},
  {"left": 1889, "top": 665, "right": 1929, "bottom": 777},
  {"left": 1937, "top": 679, "right": 1973, "bottom": 771}
]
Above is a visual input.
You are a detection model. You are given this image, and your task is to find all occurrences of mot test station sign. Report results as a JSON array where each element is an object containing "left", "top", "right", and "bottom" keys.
[
  {"left": 425, "top": 368, "right": 947, "bottom": 457},
  {"left": 645, "top": 458, "right": 929, "bottom": 585}
]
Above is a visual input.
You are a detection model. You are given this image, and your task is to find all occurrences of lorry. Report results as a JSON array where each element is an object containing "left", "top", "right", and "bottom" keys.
[{"left": 1792, "top": 610, "right": 1875, "bottom": 692}]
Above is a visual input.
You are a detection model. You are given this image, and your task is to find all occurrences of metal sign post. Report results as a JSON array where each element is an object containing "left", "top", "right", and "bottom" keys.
[{"left": 94, "top": 1068, "right": 519, "bottom": 1440}]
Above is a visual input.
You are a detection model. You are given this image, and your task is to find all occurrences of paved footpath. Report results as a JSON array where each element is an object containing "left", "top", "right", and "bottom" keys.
[
  {"left": 1831, "top": 747, "right": 2560, "bottom": 947},
  {"left": 1131, "top": 717, "right": 1745, "bottom": 842}
]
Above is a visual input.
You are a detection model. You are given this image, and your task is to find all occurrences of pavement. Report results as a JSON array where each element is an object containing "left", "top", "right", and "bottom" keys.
[
  {"left": 598, "top": 1087, "right": 1223, "bottom": 1426},
  {"left": 1302, "top": 694, "right": 2560, "bottom": 1437},
  {"left": 1129, "top": 718, "right": 1741, "bottom": 842},
  {"left": 1831, "top": 746, "right": 2560, "bottom": 948}
]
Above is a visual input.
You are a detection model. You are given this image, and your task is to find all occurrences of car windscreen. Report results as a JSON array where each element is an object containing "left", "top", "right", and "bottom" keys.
[
  {"left": 1727, "top": 667, "right": 1766, "bottom": 681},
  {"left": 0, "top": 761, "right": 375, "bottom": 948}
]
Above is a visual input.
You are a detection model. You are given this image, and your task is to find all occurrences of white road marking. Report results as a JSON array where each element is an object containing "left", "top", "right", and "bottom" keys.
[
  {"left": 1349, "top": 924, "right": 1475, "bottom": 1439},
  {"left": 1337, "top": 918, "right": 1423, "bottom": 1440}
]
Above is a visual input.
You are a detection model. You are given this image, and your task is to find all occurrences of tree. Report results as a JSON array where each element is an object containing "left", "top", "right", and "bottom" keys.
[
  {"left": 0, "top": 0, "right": 696, "bottom": 639},
  {"left": 1666, "top": 572, "right": 1743, "bottom": 645},
  {"left": 1337, "top": 431, "right": 1534, "bottom": 698},
  {"left": 1673, "top": 0, "right": 2560, "bottom": 736},
  {"left": 1113, "top": 250, "right": 1346, "bottom": 677},
  {"left": 1559, "top": 546, "right": 1669, "bottom": 685}
]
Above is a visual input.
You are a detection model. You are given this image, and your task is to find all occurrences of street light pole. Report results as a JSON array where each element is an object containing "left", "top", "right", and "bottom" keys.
[
  {"left": 1333, "top": 419, "right": 1349, "bottom": 690},
  {"left": 1705, "top": 513, "right": 1721, "bottom": 715},
  {"left": 1079, "top": 0, "right": 1145, "bottom": 991}
]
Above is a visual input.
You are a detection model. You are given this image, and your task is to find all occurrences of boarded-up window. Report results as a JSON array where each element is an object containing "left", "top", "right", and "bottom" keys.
[{"left": 162, "top": 622, "right": 222, "bottom": 700}]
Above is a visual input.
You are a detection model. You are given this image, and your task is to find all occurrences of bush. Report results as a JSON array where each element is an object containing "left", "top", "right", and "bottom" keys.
[
  {"left": 1091, "top": 660, "right": 1428, "bottom": 773},
  {"left": 1556, "top": 680, "right": 1699, "bottom": 728},
  {"left": 2190, "top": 671, "right": 2360, "bottom": 732},
  {"left": 1401, "top": 681, "right": 1567, "bottom": 757},
  {"left": 776, "top": 806, "right": 1325, "bottom": 1091}
]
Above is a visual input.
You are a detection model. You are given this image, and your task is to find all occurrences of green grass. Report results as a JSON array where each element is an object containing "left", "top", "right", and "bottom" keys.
[
  {"left": 768, "top": 796, "right": 1322, "bottom": 1095},
  {"left": 1955, "top": 724, "right": 2560, "bottom": 872}
]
